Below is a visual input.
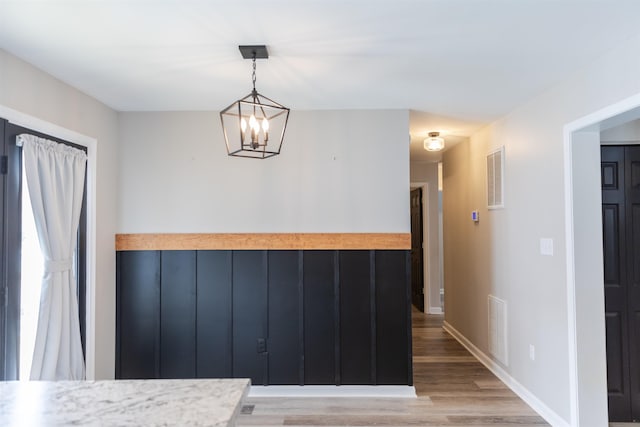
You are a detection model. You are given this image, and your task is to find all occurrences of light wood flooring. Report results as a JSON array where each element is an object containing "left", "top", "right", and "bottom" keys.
[{"left": 237, "top": 308, "right": 548, "bottom": 426}]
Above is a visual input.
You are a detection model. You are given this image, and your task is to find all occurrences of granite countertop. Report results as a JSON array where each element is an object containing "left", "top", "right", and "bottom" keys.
[{"left": 0, "top": 378, "right": 250, "bottom": 427}]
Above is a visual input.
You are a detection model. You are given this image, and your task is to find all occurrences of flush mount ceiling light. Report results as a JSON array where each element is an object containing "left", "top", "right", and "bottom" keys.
[
  {"left": 220, "top": 45, "right": 290, "bottom": 159},
  {"left": 424, "top": 132, "right": 445, "bottom": 152}
]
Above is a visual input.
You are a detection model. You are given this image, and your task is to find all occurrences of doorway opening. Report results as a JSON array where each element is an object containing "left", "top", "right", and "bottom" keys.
[
  {"left": 565, "top": 94, "right": 640, "bottom": 425},
  {"left": 411, "top": 174, "right": 444, "bottom": 315},
  {"left": 410, "top": 186, "right": 425, "bottom": 312}
]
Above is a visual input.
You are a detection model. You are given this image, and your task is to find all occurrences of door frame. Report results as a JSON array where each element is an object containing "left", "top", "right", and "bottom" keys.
[
  {"left": 410, "top": 182, "right": 431, "bottom": 313},
  {"left": 0, "top": 104, "right": 98, "bottom": 380},
  {"left": 564, "top": 91, "right": 640, "bottom": 426}
]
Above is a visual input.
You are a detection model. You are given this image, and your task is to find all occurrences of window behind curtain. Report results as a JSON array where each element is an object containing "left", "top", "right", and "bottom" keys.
[{"left": 0, "top": 118, "right": 87, "bottom": 380}]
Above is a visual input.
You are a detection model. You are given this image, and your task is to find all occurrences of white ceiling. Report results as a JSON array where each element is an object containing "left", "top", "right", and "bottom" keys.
[{"left": 2, "top": 0, "right": 640, "bottom": 162}]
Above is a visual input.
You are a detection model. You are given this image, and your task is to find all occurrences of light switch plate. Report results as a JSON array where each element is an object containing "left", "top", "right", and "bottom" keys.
[
  {"left": 529, "top": 344, "right": 535, "bottom": 361},
  {"left": 540, "top": 238, "right": 554, "bottom": 256}
]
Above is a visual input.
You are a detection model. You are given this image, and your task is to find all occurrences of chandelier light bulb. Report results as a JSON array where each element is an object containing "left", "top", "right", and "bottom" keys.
[
  {"left": 240, "top": 118, "right": 247, "bottom": 133},
  {"left": 249, "top": 114, "right": 259, "bottom": 145},
  {"left": 262, "top": 118, "right": 269, "bottom": 142}
]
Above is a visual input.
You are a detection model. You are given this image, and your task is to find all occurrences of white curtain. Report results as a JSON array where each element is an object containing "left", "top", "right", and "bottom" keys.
[{"left": 22, "top": 134, "right": 87, "bottom": 381}]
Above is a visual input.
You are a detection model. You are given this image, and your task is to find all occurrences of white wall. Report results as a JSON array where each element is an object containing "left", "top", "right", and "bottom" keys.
[
  {"left": 0, "top": 48, "right": 119, "bottom": 379},
  {"left": 601, "top": 118, "right": 640, "bottom": 142},
  {"left": 410, "top": 161, "right": 442, "bottom": 313},
  {"left": 443, "top": 32, "right": 640, "bottom": 425},
  {"left": 117, "top": 110, "right": 410, "bottom": 233}
]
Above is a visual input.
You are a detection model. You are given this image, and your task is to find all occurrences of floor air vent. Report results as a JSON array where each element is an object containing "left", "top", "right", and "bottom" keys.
[
  {"left": 488, "top": 295, "right": 508, "bottom": 366},
  {"left": 240, "top": 405, "right": 255, "bottom": 415}
]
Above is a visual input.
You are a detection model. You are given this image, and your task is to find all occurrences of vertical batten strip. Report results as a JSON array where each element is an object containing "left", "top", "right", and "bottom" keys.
[
  {"left": 156, "top": 251, "right": 162, "bottom": 379},
  {"left": 334, "top": 250, "right": 341, "bottom": 386},
  {"left": 115, "top": 252, "right": 121, "bottom": 379},
  {"left": 194, "top": 252, "right": 198, "bottom": 377},
  {"left": 262, "top": 250, "right": 269, "bottom": 386},
  {"left": 370, "top": 250, "right": 377, "bottom": 385},
  {"left": 226, "top": 251, "right": 233, "bottom": 377},
  {"left": 229, "top": 250, "right": 235, "bottom": 379},
  {"left": 298, "top": 250, "right": 305, "bottom": 386}
]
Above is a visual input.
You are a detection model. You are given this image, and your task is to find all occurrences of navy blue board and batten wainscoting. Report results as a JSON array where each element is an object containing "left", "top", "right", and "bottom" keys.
[{"left": 115, "top": 233, "right": 412, "bottom": 386}]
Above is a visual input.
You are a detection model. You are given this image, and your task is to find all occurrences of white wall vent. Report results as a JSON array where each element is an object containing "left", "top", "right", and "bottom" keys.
[
  {"left": 487, "top": 146, "right": 505, "bottom": 209},
  {"left": 488, "top": 295, "right": 508, "bottom": 366}
]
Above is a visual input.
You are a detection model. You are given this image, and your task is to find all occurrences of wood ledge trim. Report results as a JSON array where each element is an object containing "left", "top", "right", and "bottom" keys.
[{"left": 116, "top": 233, "right": 411, "bottom": 251}]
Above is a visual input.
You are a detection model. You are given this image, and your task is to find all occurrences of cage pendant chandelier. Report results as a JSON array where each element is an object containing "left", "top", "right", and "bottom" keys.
[{"left": 220, "top": 45, "right": 290, "bottom": 159}]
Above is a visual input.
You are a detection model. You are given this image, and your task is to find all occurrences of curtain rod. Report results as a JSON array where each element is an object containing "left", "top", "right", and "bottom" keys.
[{"left": 15, "top": 133, "right": 87, "bottom": 153}]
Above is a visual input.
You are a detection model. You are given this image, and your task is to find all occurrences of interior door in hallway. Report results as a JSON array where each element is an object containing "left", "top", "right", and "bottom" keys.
[
  {"left": 410, "top": 188, "right": 424, "bottom": 312},
  {"left": 602, "top": 145, "right": 640, "bottom": 422}
]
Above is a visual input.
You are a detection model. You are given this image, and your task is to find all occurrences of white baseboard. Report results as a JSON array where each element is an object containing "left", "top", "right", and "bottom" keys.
[
  {"left": 248, "top": 385, "right": 417, "bottom": 398},
  {"left": 428, "top": 306, "right": 443, "bottom": 315},
  {"left": 442, "top": 321, "right": 570, "bottom": 427}
]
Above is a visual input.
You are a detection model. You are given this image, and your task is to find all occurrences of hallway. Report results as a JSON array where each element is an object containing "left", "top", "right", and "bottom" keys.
[{"left": 237, "top": 309, "right": 548, "bottom": 426}]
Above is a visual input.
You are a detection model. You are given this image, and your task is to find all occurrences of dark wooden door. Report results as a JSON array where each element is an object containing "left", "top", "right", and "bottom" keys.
[
  {"left": 626, "top": 146, "right": 640, "bottom": 420},
  {"left": 602, "top": 146, "right": 630, "bottom": 420},
  {"left": 410, "top": 188, "right": 424, "bottom": 312},
  {"left": 602, "top": 146, "right": 640, "bottom": 422}
]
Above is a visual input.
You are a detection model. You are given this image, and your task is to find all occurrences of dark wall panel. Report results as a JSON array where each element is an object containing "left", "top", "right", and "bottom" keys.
[
  {"left": 117, "top": 250, "right": 160, "bottom": 379},
  {"left": 117, "top": 248, "right": 411, "bottom": 386},
  {"left": 232, "top": 250, "right": 268, "bottom": 385},
  {"left": 160, "top": 250, "right": 197, "bottom": 378},
  {"left": 303, "top": 251, "right": 336, "bottom": 384},
  {"left": 376, "top": 250, "right": 411, "bottom": 385},
  {"left": 339, "top": 251, "right": 372, "bottom": 385},
  {"left": 268, "top": 250, "right": 300, "bottom": 384},
  {"left": 196, "top": 250, "right": 232, "bottom": 378}
]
